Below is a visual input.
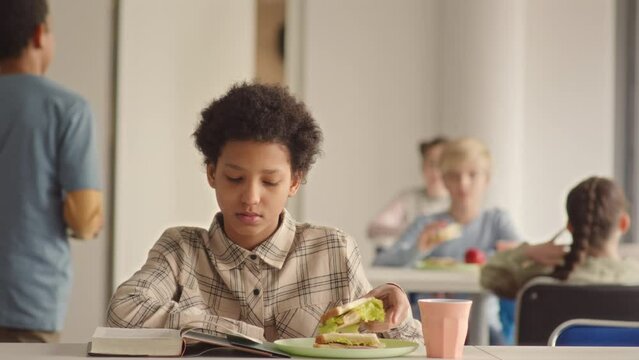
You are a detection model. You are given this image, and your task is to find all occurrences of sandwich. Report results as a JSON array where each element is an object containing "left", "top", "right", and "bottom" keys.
[
  {"left": 433, "top": 222, "right": 462, "bottom": 243},
  {"left": 314, "top": 297, "right": 386, "bottom": 349},
  {"left": 318, "top": 297, "right": 385, "bottom": 334},
  {"left": 314, "top": 333, "right": 384, "bottom": 349}
]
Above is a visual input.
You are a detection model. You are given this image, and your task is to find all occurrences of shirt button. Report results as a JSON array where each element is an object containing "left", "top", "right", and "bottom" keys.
[
  {"left": 249, "top": 254, "right": 257, "bottom": 260},
  {"left": 253, "top": 288, "right": 260, "bottom": 296}
]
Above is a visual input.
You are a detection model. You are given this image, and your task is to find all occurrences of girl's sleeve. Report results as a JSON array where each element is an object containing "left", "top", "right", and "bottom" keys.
[
  {"left": 480, "top": 244, "right": 550, "bottom": 299},
  {"left": 106, "top": 229, "right": 265, "bottom": 341},
  {"left": 367, "top": 192, "right": 409, "bottom": 239}
]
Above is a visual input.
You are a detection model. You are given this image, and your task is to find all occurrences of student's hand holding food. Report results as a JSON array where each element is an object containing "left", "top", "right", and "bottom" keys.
[
  {"left": 418, "top": 221, "right": 461, "bottom": 252},
  {"left": 362, "top": 284, "right": 410, "bottom": 333},
  {"left": 524, "top": 240, "right": 566, "bottom": 266},
  {"left": 314, "top": 284, "right": 412, "bottom": 348}
]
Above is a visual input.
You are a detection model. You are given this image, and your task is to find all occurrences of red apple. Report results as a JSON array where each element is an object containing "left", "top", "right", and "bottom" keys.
[{"left": 464, "top": 248, "right": 486, "bottom": 264}]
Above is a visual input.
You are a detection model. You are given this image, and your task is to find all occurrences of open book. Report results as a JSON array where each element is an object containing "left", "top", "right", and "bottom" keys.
[{"left": 87, "top": 327, "right": 290, "bottom": 357}]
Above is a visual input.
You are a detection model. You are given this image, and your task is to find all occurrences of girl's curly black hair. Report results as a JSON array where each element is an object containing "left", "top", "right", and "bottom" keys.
[{"left": 193, "top": 83, "right": 323, "bottom": 179}]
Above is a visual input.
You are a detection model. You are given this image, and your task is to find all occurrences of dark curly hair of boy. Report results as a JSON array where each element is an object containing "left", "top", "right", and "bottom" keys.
[{"left": 193, "top": 83, "right": 323, "bottom": 179}]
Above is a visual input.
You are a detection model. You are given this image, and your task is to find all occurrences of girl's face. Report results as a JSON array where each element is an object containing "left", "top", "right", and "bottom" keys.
[
  {"left": 422, "top": 144, "right": 445, "bottom": 190},
  {"left": 442, "top": 159, "right": 489, "bottom": 209},
  {"left": 207, "top": 140, "right": 301, "bottom": 249}
]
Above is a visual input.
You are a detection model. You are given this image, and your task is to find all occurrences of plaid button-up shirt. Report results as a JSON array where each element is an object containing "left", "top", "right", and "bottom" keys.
[{"left": 107, "top": 210, "right": 422, "bottom": 342}]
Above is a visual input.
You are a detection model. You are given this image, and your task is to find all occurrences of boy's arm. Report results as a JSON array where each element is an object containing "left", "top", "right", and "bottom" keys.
[
  {"left": 58, "top": 98, "right": 103, "bottom": 239},
  {"left": 493, "top": 209, "right": 521, "bottom": 247},
  {"left": 64, "top": 189, "right": 103, "bottom": 239},
  {"left": 106, "top": 230, "right": 265, "bottom": 341},
  {"left": 373, "top": 216, "right": 426, "bottom": 267}
]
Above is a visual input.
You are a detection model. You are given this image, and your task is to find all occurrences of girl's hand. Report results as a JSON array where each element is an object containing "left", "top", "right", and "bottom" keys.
[
  {"left": 362, "top": 284, "right": 410, "bottom": 332},
  {"left": 525, "top": 241, "right": 566, "bottom": 266}
]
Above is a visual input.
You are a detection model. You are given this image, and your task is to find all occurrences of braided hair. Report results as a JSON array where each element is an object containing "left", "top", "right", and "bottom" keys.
[{"left": 551, "top": 177, "right": 627, "bottom": 280}]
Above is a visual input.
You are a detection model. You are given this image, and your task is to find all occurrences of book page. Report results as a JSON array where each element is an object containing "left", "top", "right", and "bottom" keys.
[
  {"left": 181, "top": 330, "right": 289, "bottom": 358},
  {"left": 180, "top": 325, "right": 263, "bottom": 344}
]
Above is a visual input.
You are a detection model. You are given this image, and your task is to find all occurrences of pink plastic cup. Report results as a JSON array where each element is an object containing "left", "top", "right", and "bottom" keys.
[{"left": 418, "top": 299, "right": 472, "bottom": 359}]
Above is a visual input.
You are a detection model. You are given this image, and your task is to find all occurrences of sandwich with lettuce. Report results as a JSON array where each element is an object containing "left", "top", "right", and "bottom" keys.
[{"left": 314, "top": 297, "right": 385, "bottom": 348}]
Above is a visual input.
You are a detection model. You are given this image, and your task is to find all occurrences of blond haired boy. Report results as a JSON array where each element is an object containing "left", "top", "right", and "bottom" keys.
[
  {"left": 373, "top": 137, "right": 519, "bottom": 344},
  {"left": 374, "top": 137, "right": 518, "bottom": 266}
]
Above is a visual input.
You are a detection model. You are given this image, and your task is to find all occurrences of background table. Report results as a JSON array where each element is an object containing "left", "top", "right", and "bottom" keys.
[
  {"left": 477, "top": 345, "right": 639, "bottom": 360},
  {"left": 367, "top": 266, "right": 482, "bottom": 293},
  {"left": 367, "top": 266, "right": 489, "bottom": 345}
]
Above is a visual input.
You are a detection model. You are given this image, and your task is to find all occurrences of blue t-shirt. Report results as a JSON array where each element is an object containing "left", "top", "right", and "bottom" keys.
[
  {"left": 373, "top": 208, "right": 519, "bottom": 267},
  {"left": 0, "top": 74, "right": 100, "bottom": 331}
]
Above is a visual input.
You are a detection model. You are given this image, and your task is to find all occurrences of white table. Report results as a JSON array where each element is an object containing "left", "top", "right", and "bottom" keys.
[
  {"left": 0, "top": 343, "right": 491, "bottom": 359},
  {"left": 1, "top": 343, "right": 638, "bottom": 360},
  {"left": 366, "top": 266, "right": 482, "bottom": 293},
  {"left": 477, "top": 345, "right": 639, "bottom": 360},
  {"left": 367, "top": 266, "right": 489, "bottom": 346},
  {"left": 405, "top": 345, "right": 496, "bottom": 359}
]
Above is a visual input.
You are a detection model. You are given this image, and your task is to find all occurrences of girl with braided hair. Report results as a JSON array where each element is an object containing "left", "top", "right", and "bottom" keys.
[{"left": 481, "top": 176, "right": 639, "bottom": 299}]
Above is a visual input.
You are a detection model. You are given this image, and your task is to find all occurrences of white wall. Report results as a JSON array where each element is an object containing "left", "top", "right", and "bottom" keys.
[
  {"left": 435, "top": 0, "right": 615, "bottom": 241},
  {"left": 48, "top": 0, "right": 114, "bottom": 342},
  {"left": 435, "top": 0, "right": 525, "bottom": 221},
  {"left": 520, "top": 0, "right": 615, "bottom": 239},
  {"left": 298, "top": 0, "right": 616, "bottom": 264},
  {"left": 300, "top": 0, "right": 439, "bottom": 264},
  {"left": 113, "top": 0, "right": 256, "bottom": 287}
]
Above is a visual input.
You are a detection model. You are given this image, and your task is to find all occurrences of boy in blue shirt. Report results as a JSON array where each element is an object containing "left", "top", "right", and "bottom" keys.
[
  {"left": 375, "top": 137, "right": 518, "bottom": 266},
  {"left": 0, "top": 0, "right": 103, "bottom": 342},
  {"left": 374, "top": 137, "right": 519, "bottom": 344}
]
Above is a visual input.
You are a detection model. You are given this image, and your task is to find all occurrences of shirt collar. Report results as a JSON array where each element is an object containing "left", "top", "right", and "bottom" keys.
[{"left": 207, "top": 209, "right": 297, "bottom": 270}]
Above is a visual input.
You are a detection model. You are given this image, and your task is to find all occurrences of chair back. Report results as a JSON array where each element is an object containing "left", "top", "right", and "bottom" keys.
[
  {"left": 515, "top": 278, "right": 639, "bottom": 345},
  {"left": 549, "top": 319, "right": 639, "bottom": 346}
]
